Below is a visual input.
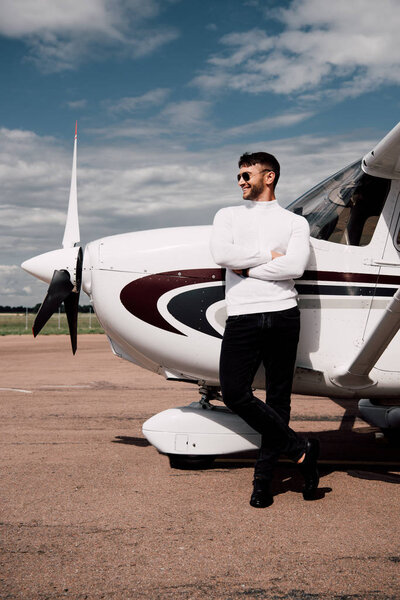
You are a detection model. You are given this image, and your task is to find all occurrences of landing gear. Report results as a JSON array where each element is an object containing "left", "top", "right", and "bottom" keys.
[
  {"left": 142, "top": 384, "right": 260, "bottom": 469},
  {"left": 167, "top": 385, "right": 221, "bottom": 469},
  {"left": 358, "top": 399, "right": 400, "bottom": 445},
  {"left": 198, "top": 384, "right": 223, "bottom": 409}
]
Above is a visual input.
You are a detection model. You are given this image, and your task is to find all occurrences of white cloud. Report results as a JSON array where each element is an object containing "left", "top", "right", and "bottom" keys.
[
  {"left": 0, "top": 0, "right": 179, "bottom": 72},
  {"left": 67, "top": 99, "right": 88, "bottom": 110},
  {"left": 1, "top": 124, "right": 383, "bottom": 305},
  {"left": 0, "top": 265, "right": 46, "bottom": 306},
  {"left": 224, "top": 112, "right": 314, "bottom": 138},
  {"left": 193, "top": 0, "right": 400, "bottom": 100},
  {"left": 88, "top": 123, "right": 172, "bottom": 139},
  {"left": 0, "top": 0, "right": 117, "bottom": 37},
  {"left": 130, "top": 28, "right": 178, "bottom": 58},
  {"left": 160, "top": 100, "right": 212, "bottom": 129},
  {"left": 88, "top": 100, "right": 214, "bottom": 141},
  {"left": 210, "top": 29, "right": 273, "bottom": 68},
  {"left": 104, "top": 88, "right": 170, "bottom": 114},
  {"left": 90, "top": 102, "right": 309, "bottom": 145}
]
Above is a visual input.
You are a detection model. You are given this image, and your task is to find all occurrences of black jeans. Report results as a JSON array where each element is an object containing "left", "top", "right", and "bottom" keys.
[{"left": 219, "top": 306, "right": 306, "bottom": 482}]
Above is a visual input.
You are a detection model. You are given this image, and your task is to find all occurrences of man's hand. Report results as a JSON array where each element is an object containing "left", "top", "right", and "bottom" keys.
[
  {"left": 232, "top": 268, "right": 248, "bottom": 276},
  {"left": 231, "top": 252, "right": 284, "bottom": 276}
]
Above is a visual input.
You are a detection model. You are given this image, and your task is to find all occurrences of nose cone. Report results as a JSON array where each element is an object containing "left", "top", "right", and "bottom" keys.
[
  {"left": 21, "top": 247, "right": 81, "bottom": 285},
  {"left": 21, "top": 251, "right": 57, "bottom": 284}
]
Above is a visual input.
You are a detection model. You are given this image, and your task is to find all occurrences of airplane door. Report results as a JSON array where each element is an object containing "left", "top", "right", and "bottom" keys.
[
  {"left": 288, "top": 160, "right": 393, "bottom": 374},
  {"left": 361, "top": 186, "right": 400, "bottom": 372}
]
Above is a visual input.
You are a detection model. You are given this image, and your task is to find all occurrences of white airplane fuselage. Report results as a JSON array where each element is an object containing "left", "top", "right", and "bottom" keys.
[
  {"left": 22, "top": 121, "right": 400, "bottom": 459},
  {"left": 81, "top": 174, "right": 400, "bottom": 400}
]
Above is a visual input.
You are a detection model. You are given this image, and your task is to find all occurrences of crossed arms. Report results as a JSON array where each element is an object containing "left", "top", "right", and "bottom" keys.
[{"left": 210, "top": 209, "right": 310, "bottom": 281}]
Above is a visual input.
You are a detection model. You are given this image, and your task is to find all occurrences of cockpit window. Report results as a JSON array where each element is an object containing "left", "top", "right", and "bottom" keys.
[{"left": 287, "top": 161, "right": 391, "bottom": 246}]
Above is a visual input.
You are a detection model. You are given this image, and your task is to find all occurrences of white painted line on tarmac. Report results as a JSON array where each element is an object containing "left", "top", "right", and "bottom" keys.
[
  {"left": 0, "top": 387, "right": 32, "bottom": 394},
  {"left": 38, "top": 384, "right": 92, "bottom": 389}
]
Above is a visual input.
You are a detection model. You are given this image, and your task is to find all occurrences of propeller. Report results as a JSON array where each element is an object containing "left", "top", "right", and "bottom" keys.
[
  {"left": 32, "top": 247, "right": 83, "bottom": 354},
  {"left": 22, "top": 122, "right": 82, "bottom": 354}
]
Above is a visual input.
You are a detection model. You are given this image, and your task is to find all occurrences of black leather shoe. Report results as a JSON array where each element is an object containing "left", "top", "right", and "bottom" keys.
[
  {"left": 299, "top": 438, "right": 320, "bottom": 500},
  {"left": 249, "top": 479, "right": 274, "bottom": 508}
]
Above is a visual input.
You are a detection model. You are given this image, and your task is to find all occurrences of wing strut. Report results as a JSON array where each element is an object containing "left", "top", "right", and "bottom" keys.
[{"left": 329, "top": 287, "right": 400, "bottom": 389}]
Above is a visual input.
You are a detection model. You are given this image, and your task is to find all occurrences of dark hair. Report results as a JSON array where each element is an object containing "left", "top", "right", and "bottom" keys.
[{"left": 238, "top": 152, "right": 280, "bottom": 189}]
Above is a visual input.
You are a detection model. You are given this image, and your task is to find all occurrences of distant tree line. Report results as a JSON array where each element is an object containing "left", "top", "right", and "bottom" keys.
[{"left": 0, "top": 305, "right": 93, "bottom": 313}]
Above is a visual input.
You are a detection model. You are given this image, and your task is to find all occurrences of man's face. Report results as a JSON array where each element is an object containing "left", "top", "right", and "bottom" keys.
[{"left": 237, "top": 164, "right": 269, "bottom": 200}]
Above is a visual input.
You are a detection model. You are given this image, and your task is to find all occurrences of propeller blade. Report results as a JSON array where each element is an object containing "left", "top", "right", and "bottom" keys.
[
  {"left": 26, "top": 124, "right": 83, "bottom": 354},
  {"left": 32, "top": 270, "right": 73, "bottom": 337},
  {"left": 64, "top": 247, "right": 83, "bottom": 354},
  {"left": 64, "top": 290, "right": 79, "bottom": 355},
  {"left": 62, "top": 121, "right": 80, "bottom": 249}
]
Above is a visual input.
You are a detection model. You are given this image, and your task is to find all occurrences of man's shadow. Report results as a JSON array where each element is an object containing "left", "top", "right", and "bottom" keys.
[
  {"left": 270, "top": 464, "right": 332, "bottom": 501},
  {"left": 210, "top": 397, "right": 400, "bottom": 496}
]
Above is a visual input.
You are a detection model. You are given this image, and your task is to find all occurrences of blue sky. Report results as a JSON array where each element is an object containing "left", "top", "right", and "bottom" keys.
[{"left": 1, "top": 0, "right": 400, "bottom": 305}]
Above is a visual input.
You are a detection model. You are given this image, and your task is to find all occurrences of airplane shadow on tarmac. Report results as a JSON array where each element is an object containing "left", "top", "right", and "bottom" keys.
[
  {"left": 112, "top": 435, "right": 151, "bottom": 447},
  {"left": 111, "top": 397, "right": 400, "bottom": 491}
]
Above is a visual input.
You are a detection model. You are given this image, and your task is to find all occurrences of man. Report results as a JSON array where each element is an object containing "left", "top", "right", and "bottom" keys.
[{"left": 210, "top": 151, "right": 319, "bottom": 508}]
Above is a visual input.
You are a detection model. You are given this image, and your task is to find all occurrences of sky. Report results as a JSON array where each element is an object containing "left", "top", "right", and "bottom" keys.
[{"left": 1, "top": 0, "right": 400, "bottom": 306}]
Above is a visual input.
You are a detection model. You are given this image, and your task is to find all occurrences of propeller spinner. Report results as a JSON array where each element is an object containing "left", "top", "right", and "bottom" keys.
[{"left": 21, "top": 123, "right": 82, "bottom": 354}]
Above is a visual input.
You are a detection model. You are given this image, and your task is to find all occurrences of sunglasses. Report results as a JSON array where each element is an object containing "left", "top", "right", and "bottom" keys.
[{"left": 237, "top": 169, "right": 273, "bottom": 182}]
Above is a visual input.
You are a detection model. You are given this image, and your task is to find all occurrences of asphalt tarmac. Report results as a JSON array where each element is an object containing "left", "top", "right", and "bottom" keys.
[{"left": 1, "top": 335, "right": 400, "bottom": 600}]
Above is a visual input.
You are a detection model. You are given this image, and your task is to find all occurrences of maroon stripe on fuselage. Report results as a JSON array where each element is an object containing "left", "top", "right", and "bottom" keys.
[
  {"left": 120, "top": 268, "right": 224, "bottom": 336},
  {"left": 302, "top": 270, "right": 400, "bottom": 286}
]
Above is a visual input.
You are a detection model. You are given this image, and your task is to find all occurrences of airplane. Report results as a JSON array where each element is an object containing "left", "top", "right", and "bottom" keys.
[{"left": 22, "top": 120, "right": 400, "bottom": 469}]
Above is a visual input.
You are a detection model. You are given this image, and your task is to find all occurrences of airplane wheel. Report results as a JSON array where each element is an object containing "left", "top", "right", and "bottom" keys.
[{"left": 168, "top": 454, "right": 216, "bottom": 470}]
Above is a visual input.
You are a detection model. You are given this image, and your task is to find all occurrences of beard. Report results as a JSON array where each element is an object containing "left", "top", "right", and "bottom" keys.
[{"left": 244, "top": 180, "right": 264, "bottom": 200}]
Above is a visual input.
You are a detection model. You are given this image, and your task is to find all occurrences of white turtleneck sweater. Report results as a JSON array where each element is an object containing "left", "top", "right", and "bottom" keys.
[{"left": 210, "top": 200, "right": 310, "bottom": 316}]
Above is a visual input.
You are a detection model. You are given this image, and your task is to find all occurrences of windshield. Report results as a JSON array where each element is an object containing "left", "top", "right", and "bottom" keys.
[{"left": 287, "top": 161, "right": 391, "bottom": 246}]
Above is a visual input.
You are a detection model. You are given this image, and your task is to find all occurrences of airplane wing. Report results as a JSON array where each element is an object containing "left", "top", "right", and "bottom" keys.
[{"left": 362, "top": 121, "right": 400, "bottom": 179}]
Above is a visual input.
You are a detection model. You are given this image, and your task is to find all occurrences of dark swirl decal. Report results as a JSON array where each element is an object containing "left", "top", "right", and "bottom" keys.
[
  {"left": 120, "top": 267, "right": 399, "bottom": 337},
  {"left": 167, "top": 286, "right": 225, "bottom": 339},
  {"left": 120, "top": 269, "right": 225, "bottom": 336}
]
